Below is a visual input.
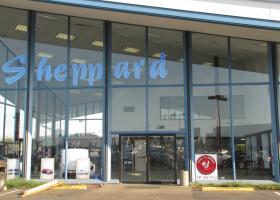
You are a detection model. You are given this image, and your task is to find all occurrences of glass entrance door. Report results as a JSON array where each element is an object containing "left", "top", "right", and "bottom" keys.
[
  {"left": 121, "top": 136, "right": 147, "bottom": 183},
  {"left": 148, "top": 136, "right": 176, "bottom": 183},
  {"left": 120, "top": 135, "right": 177, "bottom": 183}
]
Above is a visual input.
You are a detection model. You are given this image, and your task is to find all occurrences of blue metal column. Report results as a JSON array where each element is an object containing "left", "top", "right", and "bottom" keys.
[
  {"left": 268, "top": 42, "right": 280, "bottom": 182},
  {"left": 183, "top": 31, "right": 193, "bottom": 181},
  {"left": 103, "top": 21, "right": 111, "bottom": 182},
  {"left": 64, "top": 16, "right": 71, "bottom": 180},
  {"left": 228, "top": 37, "right": 237, "bottom": 180},
  {"left": 23, "top": 10, "right": 36, "bottom": 179}
]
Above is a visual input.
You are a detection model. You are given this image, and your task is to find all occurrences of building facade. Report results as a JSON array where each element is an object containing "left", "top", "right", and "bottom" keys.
[{"left": 0, "top": 0, "right": 280, "bottom": 183}]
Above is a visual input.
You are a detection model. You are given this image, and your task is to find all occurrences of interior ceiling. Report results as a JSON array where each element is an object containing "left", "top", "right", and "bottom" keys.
[{"left": 0, "top": 6, "right": 272, "bottom": 64}]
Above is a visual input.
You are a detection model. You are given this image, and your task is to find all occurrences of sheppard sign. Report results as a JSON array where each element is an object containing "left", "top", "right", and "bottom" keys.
[{"left": 1, "top": 52, "right": 167, "bottom": 86}]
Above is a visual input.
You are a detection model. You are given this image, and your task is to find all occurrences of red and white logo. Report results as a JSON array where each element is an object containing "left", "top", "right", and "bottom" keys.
[{"left": 196, "top": 155, "right": 217, "bottom": 175}]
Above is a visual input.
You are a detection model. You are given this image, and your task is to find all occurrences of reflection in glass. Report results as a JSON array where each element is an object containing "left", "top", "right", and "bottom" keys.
[
  {"left": 34, "top": 13, "right": 68, "bottom": 88},
  {"left": 68, "top": 88, "right": 103, "bottom": 179},
  {"left": 176, "top": 136, "right": 185, "bottom": 180},
  {"left": 148, "top": 87, "right": 184, "bottom": 131},
  {"left": 31, "top": 89, "right": 66, "bottom": 178},
  {"left": 70, "top": 18, "right": 104, "bottom": 88},
  {"left": 231, "top": 38, "right": 268, "bottom": 83},
  {"left": 122, "top": 136, "right": 147, "bottom": 183},
  {"left": 233, "top": 85, "right": 273, "bottom": 179},
  {"left": 112, "top": 24, "right": 146, "bottom": 85},
  {"left": 192, "top": 33, "right": 228, "bottom": 84},
  {"left": 149, "top": 136, "right": 176, "bottom": 182},
  {"left": 111, "top": 88, "right": 146, "bottom": 131},
  {"left": 0, "top": 7, "right": 27, "bottom": 89},
  {"left": 148, "top": 28, "right": 183, "bottom": 84},
  {"left": 193, "top": 86, "right": 232, "bottom": 179},
  {"left": 111, "top": 135, "right": 120, "bottom": 180},
  {"left": 0, "top": 7, "right": 27, "bottom": 165}
]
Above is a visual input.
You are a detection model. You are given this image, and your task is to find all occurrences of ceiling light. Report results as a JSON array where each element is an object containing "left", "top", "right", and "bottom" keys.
[
  {"left": 15, "top": 24, "right": 27, "bottom": 32},
  {"left": 69, "top": 90, "right": 80, "bottom": 94},
  {"left": 202, "top": 62, "right": 213, "bottom": 66},
  {"left": 114, "top": 24, "right": 124, "bottom": 29},
  {"left": 123, "top": 47, "right": 140, "bottom": 54},
  {"left": 152, "top": 52, "right": 167, "bottom": 58},
  {"left": 149, "top": 33, "right": 161, "bottom": 38},
  {"left": 56, "top": 33, "right": 76, "bottom": 40},
  {"left": 37, "top": 52, "right": 54, "bottom": 58},
  {"left": 72, "top": 58, "right": 87, "bottom": 64},
  {"left": 38, "top": 14, "right": 57, "bottom": 20},
  {"left": 255, "top": 42, "right": 267, "bottom": 47},
  {"left": 94, "top": 92, "right": 103, "bottom": 96},
  {"left": 177, "top": 58, "right": 183, "bottom": 62},
  {"left": 91, "top": 40, "right": 103, "bottom": 47},
  {"left": 118, "top": 32, "right": 130, "bottom": 37},
  {"left": 112, "top": 81, "right": 124, "bottom": 84}
]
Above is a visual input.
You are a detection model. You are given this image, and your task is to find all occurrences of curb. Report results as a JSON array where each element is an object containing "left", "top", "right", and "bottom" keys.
[
  {"left": 52, "top": 184, "right": 87, "bottom": 190},
  {"left": 202, "top": 187, "right": 255, "bottom": 192},
  {"left": 21, "top": 180, "right": 60, "bottom": 197}
]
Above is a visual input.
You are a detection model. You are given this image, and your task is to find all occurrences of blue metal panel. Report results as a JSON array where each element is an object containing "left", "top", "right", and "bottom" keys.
[
  {"left": 267, "top": 42, "right": 280, "bottom": 182},
  {"left": 36, "top": 0, "right": 280, "bottom": 30}
]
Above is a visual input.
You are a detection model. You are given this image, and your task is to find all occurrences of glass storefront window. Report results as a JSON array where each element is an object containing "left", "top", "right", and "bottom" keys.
[
  {"left": 31, "top": 12, "right": 69, "bottom": 178},
  {"left": 32, "top": 89, "right": 66, "bottom": 178},
  {"left": 0, "top": 7, "right": 27, "bottom": 90},
  {"left": 0, "top": 7, "right": 27, "bottom": 169},
  {"left": 231, "top": 38, "right": 268, "bottom": 83},
  {"left": 31, "top": 14, "right": 105, "bottom": 180},
  {"left": 192, "top": 33, "right": 228, "bottom": 84},
  {"left": 34, "top": 13, "right": 68, "bottom": 89},
  {"left": 193, "top": 86, "right": 232, "bottom": 179},
  {"left": 148, "top": 87, "right": 184, "bottom": 131},
  {"left": 70, "top": 18, "right": 104, "bottom": 88},
  {"left": 111, "top": 88, "right": 146, "bottom": 131},
  {"left": 232, "top": 85, "right": 272, "bottom": 179},
  {"left": 112, "top": 24, "right": 146, "bottom": 85},
  {"left": 68, "top": 88, "right": 103, "bottom": 179},
  {"left": 148, "top": 28, "right": 183, "bottom": 85}
]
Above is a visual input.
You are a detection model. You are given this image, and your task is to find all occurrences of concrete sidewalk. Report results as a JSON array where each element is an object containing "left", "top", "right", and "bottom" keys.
[
  {"left": 0, "top": 184, "right": 194, "bottom": 200},
  {"left": 1, "top": 184, "right": 280, "bottom": 200}
]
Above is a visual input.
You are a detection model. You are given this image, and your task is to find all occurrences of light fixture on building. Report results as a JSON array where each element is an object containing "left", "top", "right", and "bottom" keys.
[
  {"left": 14, "top": 24, "right": 28, "bottom": 32},
  {"left": 56, "top": 33, "right": 76, "bottom": 40},
  {"left": 91, "top": 40, "right": 103, "bottom": 47},
  {"left": 123, "top": 47, "right": 140, "bottom": 54},
  {"left": 37, "top": 52, "right": 54, "bottom": 58},
  {"left": 72, "top": 58, "right": 87, "bottom": 64}
]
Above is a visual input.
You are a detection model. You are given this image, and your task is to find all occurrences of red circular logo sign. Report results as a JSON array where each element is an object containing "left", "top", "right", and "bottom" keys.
[{"left": 196, "top": 155, "right": 217, "bottom": 175}]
